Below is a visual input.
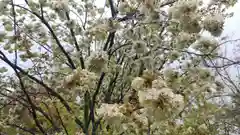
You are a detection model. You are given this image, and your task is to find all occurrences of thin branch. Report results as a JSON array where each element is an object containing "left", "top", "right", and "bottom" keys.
[
  {"left": 160, "top": 0, "right": 177, "bottom": 7},
  {"left": 14, "top": 4, "right": 76, "bottom": 69},
  {"left": 7, "top": 123, "right": 37, "bottom": 135},
  {"left": 83, "top": 5, "right": 88, "bottom": 29},
  {"left": 65, "top": 12, "right": 85, "bottom": 69},
  {"left": 24, "top": 0, "right": 29, "bottom": 5},
  {"left": 40, "top": 3, "right": 44, "bottom": 18},
  {"left": 15, "top": 69, "right": 46, "bottom": 134},
  {"left": 54, "top": 103, "right": 69, "bottom": 135},
  {"left": 10, "top": 0, "right": 18, "bottom": 65},
  {"left": 108, "top": 0, "right": 116, "bottom": 18},
  {"left": 89, "top": 72, "right": 105, "bottom": 132},
  {"left": 0, "top": 53, "right": 84, "bottom": 129}
]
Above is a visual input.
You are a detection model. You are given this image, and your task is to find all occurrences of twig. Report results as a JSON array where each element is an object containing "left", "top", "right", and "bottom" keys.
[
  {"left": 65, "top": 12, "right": 85, "bottom": 69},
  {"left": 14, "top": 4, "right": 76, "bottom": 69}
]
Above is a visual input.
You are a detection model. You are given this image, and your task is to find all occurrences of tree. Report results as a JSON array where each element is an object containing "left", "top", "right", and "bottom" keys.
[{"left": 0, "top": 0, "right": 238, "bottom": 134}]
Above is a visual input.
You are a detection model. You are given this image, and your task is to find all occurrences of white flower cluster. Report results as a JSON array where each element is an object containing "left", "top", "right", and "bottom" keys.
[
  {"left": 0, "top": 0, "right": 8, "bottom": 14},
  {"left": 131, "top": 77, "right": 146, "bottom": 90},
  {"left": 168, "top": 50, "right": 180, "bottom": 61},
  {"left": 62, "top": 68, "right": 98, "bottom": 92},
  {"left": 138, "top": 87, "right": 184, "bottom": 111},
  {"left": 169, "top": 0, "right": 201, "bottom": 33},
  {"left": 86, "top": 51, "right": 108, "bottom": 74},
  {"left": 152, "top": 78, "right": 167, "bottom": 89},
  {"left": 131, "top": 109, "right": 148, "bottom": 126},
  {"left": 118, "top": 1, "right": 130, "bottom": 15},
  {"left": 96, "top": 102, "right": 150, "bottom": 133},
  {"left": 39, "top": 0, "right": 47, "bottom": 5},
  {"left": 175, "top": 32, "right": 197, "bottom": 49},
  {"left": 203, "top": 14, "right": 224, "bottom": 37},
  {"left": 51, "top": 0, "right": 69, "bottom": 11},
  {"left": 194, "top": 36, "right": 218, "bottom": 54},
  {"left": 163, "top": 69, "right": 178, "bottom": 83},
  {"left": 97, "top": 103, "right": 125, "bottom": 125},
  {"left": 198, "top": 123, "right": 208, "bottom": 133},
  {"left": 132, "top": 40, "right": 147, "bottom": 54},
  {"left": 170, "top": 0, "right": 198, "bottom": 19},
  {"left": 131, "top": 75, "right": 184, "bottom": 120},
  {"left": 65, "top": 19, "right": 76, "bottom": 29}
]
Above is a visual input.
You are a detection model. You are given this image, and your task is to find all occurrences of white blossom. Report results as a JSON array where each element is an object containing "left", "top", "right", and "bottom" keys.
[
  {"left": 51, "top": 0, "right": 69, "bottom": 11},
  {"left": 62, "top": 68, "right": 98, "bottom": 92},
  {"left": 118, "top": 1, "right": 130, "bottom": 14},
  {"left": 132, "top": 41, "right": 147, "bottom": 54},
  {"left": 131, "top": 77, "right": 146, "bottom": 90},
  {"left": 203, "top": 14, "right": 224, "bottom": 37},
  {"left": 131, "top": 110, "right": 148, "bottom": 126},
  {"left": 138, "top": 88, "right": 174, "bottom": 108},
  {"left": 0, "top": 1, "right": 8, "bottom": 14},
  {"left": 75, "top": 96, "right": 82, "bottom": 105},
  {"left": 194, "top": 36, "right": 218, "bottom": 53},
  {"left": 198, "top": 123, "right": 208, "bottom": 132},
  {"left": 152, "top": 78, "right": 167, "bottom": 89},
  {"left": 97, "top": 103, "right": 125, "bottom": 125},
  {"left": 39, "top": 0, "right": 47, "bottom": 5},
  {"left": 176, "top": 32, "right": 197, "bottom": 49},
  {"left": 65, "top": 19, "right": 76, "bottom": 29},
  {"left": 171, "top": 94, "right": 184, "bottom": 110},
  {"left": 86, "top": 51, "right": 108, "bottom": 74},
  {"left": 170, "top": 0, "right": 198, "bottom": 19}
]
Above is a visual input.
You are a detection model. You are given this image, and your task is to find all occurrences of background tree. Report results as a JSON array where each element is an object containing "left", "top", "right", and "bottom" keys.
[{"left": 0, "top": 0, "right": 238, "bottom": 134}]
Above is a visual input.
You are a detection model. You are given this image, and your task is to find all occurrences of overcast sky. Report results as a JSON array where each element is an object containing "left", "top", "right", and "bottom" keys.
[{"left": 219, "top": 1, "right": 240, "bottom": 80}]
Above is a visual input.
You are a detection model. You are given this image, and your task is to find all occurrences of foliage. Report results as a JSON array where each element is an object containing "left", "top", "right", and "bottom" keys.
[{"left": 0, "top": 0, "right": 238, "bottom": 134}]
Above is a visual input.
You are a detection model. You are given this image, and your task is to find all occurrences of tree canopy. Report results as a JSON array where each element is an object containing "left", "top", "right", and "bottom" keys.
[{"left": 0, "top": 0, "right": 239, "bottom": 134}]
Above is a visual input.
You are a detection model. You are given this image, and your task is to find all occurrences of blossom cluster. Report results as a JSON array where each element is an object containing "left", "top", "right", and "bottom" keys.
[
  {"left": 169, "top": 0, "right": 201, "bottom": 33},
  {"left": 62, "top": 68, "right": 98, "bottom": 93},
  {"left": 51, "top": 0, "right": 69, "bottom": 11},
  {"left": 86, "top": 51, "right": 108, "bottom": 74},
  {"left": 97, "top": 71, "right": 184, "bottom": 133},
  {"left": 175, "top": 32, "right": 198, "bottom": 49},
  {"left": 203, "top": 14, "right": 224, "bottom": 37},
  {"left": 137, "top": 79, "right": 184, "bottom": 117},
  {"left": 194, "top": 36, "right": 218, "bottom": 54},
  {"left": 97, "top": 103, "right": 126, "bottom": 125}
]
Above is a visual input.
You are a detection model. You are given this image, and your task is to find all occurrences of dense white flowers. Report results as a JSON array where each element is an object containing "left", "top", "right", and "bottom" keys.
[
  {"left": 152, "top": 78, "right": 167, "bottom": 89},
  {"left": 65, "top": 19, "right": 76, "bottom": 29},
  {"left": 131, "top": 75, "right": 184, "bottom": 120},
  {"left": 138, "top": 88, "right": 162, "bottom": 108},
  {"left": 138, "top": 87, "right": 184, "bottom": 111},
  {"left": 97, "top": 103, "right": 125, "bottom": 125},
  {"left": 131, "top": 109, "right": 148, "bottom": 126},
  {"left": 132, "top": 41, "right": 147, "bottom": 54},
  {"left": 62, "top": 68, "right": 98, "bottom": 92},
  {"left": 86, "top": 51, "right": 108, "bottom": 74},
  {"left": 170, "top": 0, "right": 198, "bottom": 19},
  {"left": 203, "top": 14, "right": 224, "bottom": 37},
  {"left": 169, "top": 0, "right": 201, "bottom": 33},
  {"left": 0, "top": 1, "right": 8, "bottom": 14},
  {"left": 51, "top": 0, "right": 69, "bottom": 11},
  {"left": 171, "top": 94, "right": 184, "bottom": 109},
  {"left": 194, "top": 36, "right": 218, "bottom": 53},
  {"left": 198, "top": 123, "right": 208, "bottom": 132},
  {"left": 0, "top": 0, "right": 235, "bottom": 134},
  {"left": 118, "top": 1, "right": 130, "bottom": 15},
  {"left": 131, "top": 77, "right": 146, "bottom": 90},
  {"left": 39, "top": 0, "right": 47, "bottom": 5},
  {"left": 175, "top": 32, "right": 197, "bottom": 49}
]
